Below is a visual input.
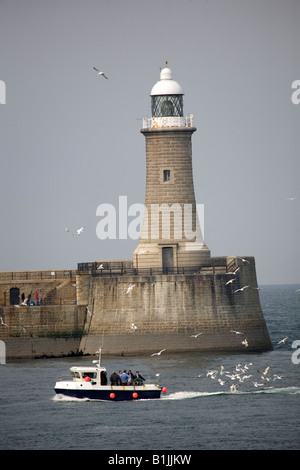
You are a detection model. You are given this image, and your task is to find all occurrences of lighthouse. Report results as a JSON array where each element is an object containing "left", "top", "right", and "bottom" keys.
[{"left": 133, "top": 63, "right": 211, "bottom": 271}]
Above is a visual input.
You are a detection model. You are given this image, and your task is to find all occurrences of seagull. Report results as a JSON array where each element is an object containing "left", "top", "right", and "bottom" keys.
[
  {"left": 206, "top": 370, "right": 218, "bottom": 378},
  {"left": 150, "top": 349, "right": 166, "bottom": 356},
  {"left": 65, "top": 227, "right": 70, "bottom": 232},
  {"left": 190, "top": 332, "right": 202, "bottom": 338},
  {"left": 230, "top": 384, "right": 240, "bottom": 393},
  {"left": 72, "top": 283, "right": 79, "bottom": 287},
  {"left": 228, "top": 267, "right": 240, "bottom": 275},
  {"left": 242, "top": 338, "right": 248, "bottom": 347},
  {"left": 0, "top": 317, "right": 8, "bottom": 327},
  {"left": 277, "top": 336, "right": 288, "bottom": 344},
  {"left": 218, "top": 378, "right": 227, "bottom": 386},
  {"left": 287, "top": 197, "right": 296, "bottom": 201},
  {"left": 238, "top": 257, "right": 250, "bottom": 264},
  {"left": 273, "top": 375, "right": 282, "bottom": 381},
  {"left": 77, "top": 226, "right": 85, "bottom": 236},
  {"left": 126, "top": 284, "right": 136, "bottom": 294},
  {"left": 234, "top": 285, "right": 249, "bottom": 293},
  {"left": 231, "top": 330, "right": 243, "bottom": 335},
  {"left": 253, "top": 381, "right": 264, "bottom": 387},
  {"left": 93, "top": 67, "right": 108, "bottom": 79},
  {"left": 262, "top": 366, "right": 271, "bottom": 376},
  {"left": 86, "top": 307, "right": 93, "bottom": 316},
  {"left": 97, "top": 264, "right": 104, "bottom": 270},
  {"left": 131, "top": 323, "right": 137, "bottom": 331},
  {"left": 225, "top": 278, "right": 235, "bottom": 285}
]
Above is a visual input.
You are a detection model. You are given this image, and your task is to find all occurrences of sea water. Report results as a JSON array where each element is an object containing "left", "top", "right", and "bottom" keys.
[{"left": 0, "top": 284, "right": 299, "bottom": 450}]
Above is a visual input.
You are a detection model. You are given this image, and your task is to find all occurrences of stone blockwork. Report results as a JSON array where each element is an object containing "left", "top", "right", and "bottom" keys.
[
  {"left": 0, "top": 257, "right": 272, "bottom": 359},
  {"left": 0, "top": 269, "right": 86, "bottom": 359},
  {"left": 80, "top": 256, "right": 272, "bottom": 355},
  {"left": 133, "top": 127, "right": 210, "bottom": 269}
]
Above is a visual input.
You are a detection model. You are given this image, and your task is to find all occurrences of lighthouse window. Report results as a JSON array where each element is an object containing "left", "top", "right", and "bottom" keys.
[
  {"left": 163, "top": 170, "right": 171, "bottom": 182},
  {"left": 151, "top": 95, "right": 183, "bottom": 117}
]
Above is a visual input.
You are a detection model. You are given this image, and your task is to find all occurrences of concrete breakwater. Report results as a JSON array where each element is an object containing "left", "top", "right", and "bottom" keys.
[{"left": 0, "top": 257, "right": 272, "bottom": 360}]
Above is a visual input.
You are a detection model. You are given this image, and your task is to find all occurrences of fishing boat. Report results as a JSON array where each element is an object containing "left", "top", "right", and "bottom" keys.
[{"left": 54, "top": 348, "right": 167, "bottom": 401}]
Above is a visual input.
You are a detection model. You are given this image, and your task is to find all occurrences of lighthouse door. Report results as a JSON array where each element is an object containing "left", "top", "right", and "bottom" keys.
[{"left": 162, "top": 247, "right": 173, "bottom": 273}]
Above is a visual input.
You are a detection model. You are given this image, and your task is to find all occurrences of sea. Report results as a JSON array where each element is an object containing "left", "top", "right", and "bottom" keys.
[{"left": 0, "top": 284, "right": 299, "bottom": 452}]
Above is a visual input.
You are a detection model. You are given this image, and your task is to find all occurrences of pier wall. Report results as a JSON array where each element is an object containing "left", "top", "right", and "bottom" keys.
[
  {"left": 80, "top": 256, "right": 272, "bottom": 355},
  {"left": 0, "top": 257, "right": 272, "bottom": 359},
  {"left": 0, "top": 270, "right": 86, "bottom": 359}
]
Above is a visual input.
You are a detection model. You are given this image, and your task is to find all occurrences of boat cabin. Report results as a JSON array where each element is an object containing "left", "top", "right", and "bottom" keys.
[{"left": 70, "top": 366, "right": 107, "bottom": 385}]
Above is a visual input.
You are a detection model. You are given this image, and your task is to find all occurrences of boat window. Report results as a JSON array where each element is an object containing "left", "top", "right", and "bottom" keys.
[
  {"left": 72, "top": 371, "right": 81, "bottom": 379},
  {"left": 83, "top": 372, "right": 97, "bottom": 379}
]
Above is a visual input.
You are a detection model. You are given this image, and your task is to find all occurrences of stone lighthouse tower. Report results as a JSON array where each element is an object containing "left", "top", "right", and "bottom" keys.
[{"left": 133, "top": 63, "right": 211, "bottom": 271}]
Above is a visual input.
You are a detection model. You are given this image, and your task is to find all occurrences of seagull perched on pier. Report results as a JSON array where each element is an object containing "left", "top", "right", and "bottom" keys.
[
  {"left": 93, "top": 67, "right": 108, "bottom": 79},
  {"left": 0, "top": 317, "right": 8, "bottom": 327},
  {"left": 86, "top": 307, "right": 93, "bottom": 316},
  {"left": 150, "top": 349, "right": 166, "bottom": 356},
  {"left": 238, "top": 257, "right": 250, "bottom": 264}
]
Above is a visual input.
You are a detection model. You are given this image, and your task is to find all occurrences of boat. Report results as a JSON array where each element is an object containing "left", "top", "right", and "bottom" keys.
[{"left": 54, "top": 347, "right": 167, "bottom": 401}]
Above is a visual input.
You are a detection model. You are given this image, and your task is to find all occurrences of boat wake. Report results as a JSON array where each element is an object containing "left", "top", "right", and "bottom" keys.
[{"left": 162, "top": 386, "right": 300, "bottom": 400}]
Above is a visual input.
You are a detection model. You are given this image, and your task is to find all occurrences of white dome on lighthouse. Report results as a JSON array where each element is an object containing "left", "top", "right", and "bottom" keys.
[{"left": 150, "top": 66, "right": 184, "bottom": 96}]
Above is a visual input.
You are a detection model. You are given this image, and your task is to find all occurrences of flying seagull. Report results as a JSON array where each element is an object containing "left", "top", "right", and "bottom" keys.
[
  {"left": 234, "top": 285, "right": 249, "bottom": 293},
  {"left": 225, "top": 278, "right": 235, "bottom": 285},
  {"left": 131, "top": 323, "right": 137, "bottom": 331},
  {"left": 230, "top": 330, "right": 243, "bottom": 335},
  {"left": 190, "top": 332, "right": 202, "bottom": 338},
  {"left": 77, "top": 226, "right": 85, "bottom": 236},
  {"left": 242, "top": 338, "right": 248, "bottom": 347},
  {"left": 126, "top": 284, "right": 136, "bottom": 294},
  {"left": 150, "top": 349, "right": 166, "bottom": 356},
  {"left": 93, "top": 67, "right": 108, "bottom": 79},
  {"left": 277, "top": 336, "right": 288, "bottom": 344}
]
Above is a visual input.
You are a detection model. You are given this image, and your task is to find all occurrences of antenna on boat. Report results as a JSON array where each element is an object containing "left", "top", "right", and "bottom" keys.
[{"left": 98, "top": 330, "right": 104, "bottom": 366}]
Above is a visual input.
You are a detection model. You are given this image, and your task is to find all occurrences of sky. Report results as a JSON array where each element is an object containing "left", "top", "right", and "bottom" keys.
[{"left": 0, "top": 0, "right": 299, "bottom": 285}]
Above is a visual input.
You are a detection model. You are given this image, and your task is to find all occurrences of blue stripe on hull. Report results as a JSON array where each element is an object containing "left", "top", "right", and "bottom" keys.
[{"left": 54, "top": 389, "right": 161, "bottom": 401}]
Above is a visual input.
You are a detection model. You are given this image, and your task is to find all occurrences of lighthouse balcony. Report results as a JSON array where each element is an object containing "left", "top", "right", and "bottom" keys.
[{"left": 142, "top": 114, "right": 194, "bottom": 129}]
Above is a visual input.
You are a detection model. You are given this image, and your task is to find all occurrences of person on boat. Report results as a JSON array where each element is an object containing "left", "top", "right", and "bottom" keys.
[
  {"left": 101, "top": 370, "right": 107, "bottom": 385},
  {"left": 134, "top": 371, "right": 145, "bottom": 385},
  {"left": 120, "top": 370, "right": 130, "bottom": 385},
  {"left": 127, "top": 370, "right": 134, "bottom": 385},
  {"left": 110, "top": 371, "right": 121, "bottom": 385}
]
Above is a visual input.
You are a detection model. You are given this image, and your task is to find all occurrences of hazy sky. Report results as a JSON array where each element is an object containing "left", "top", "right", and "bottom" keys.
[{"left": 0, "top": 0, "right": 299, "bottom": 284}]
